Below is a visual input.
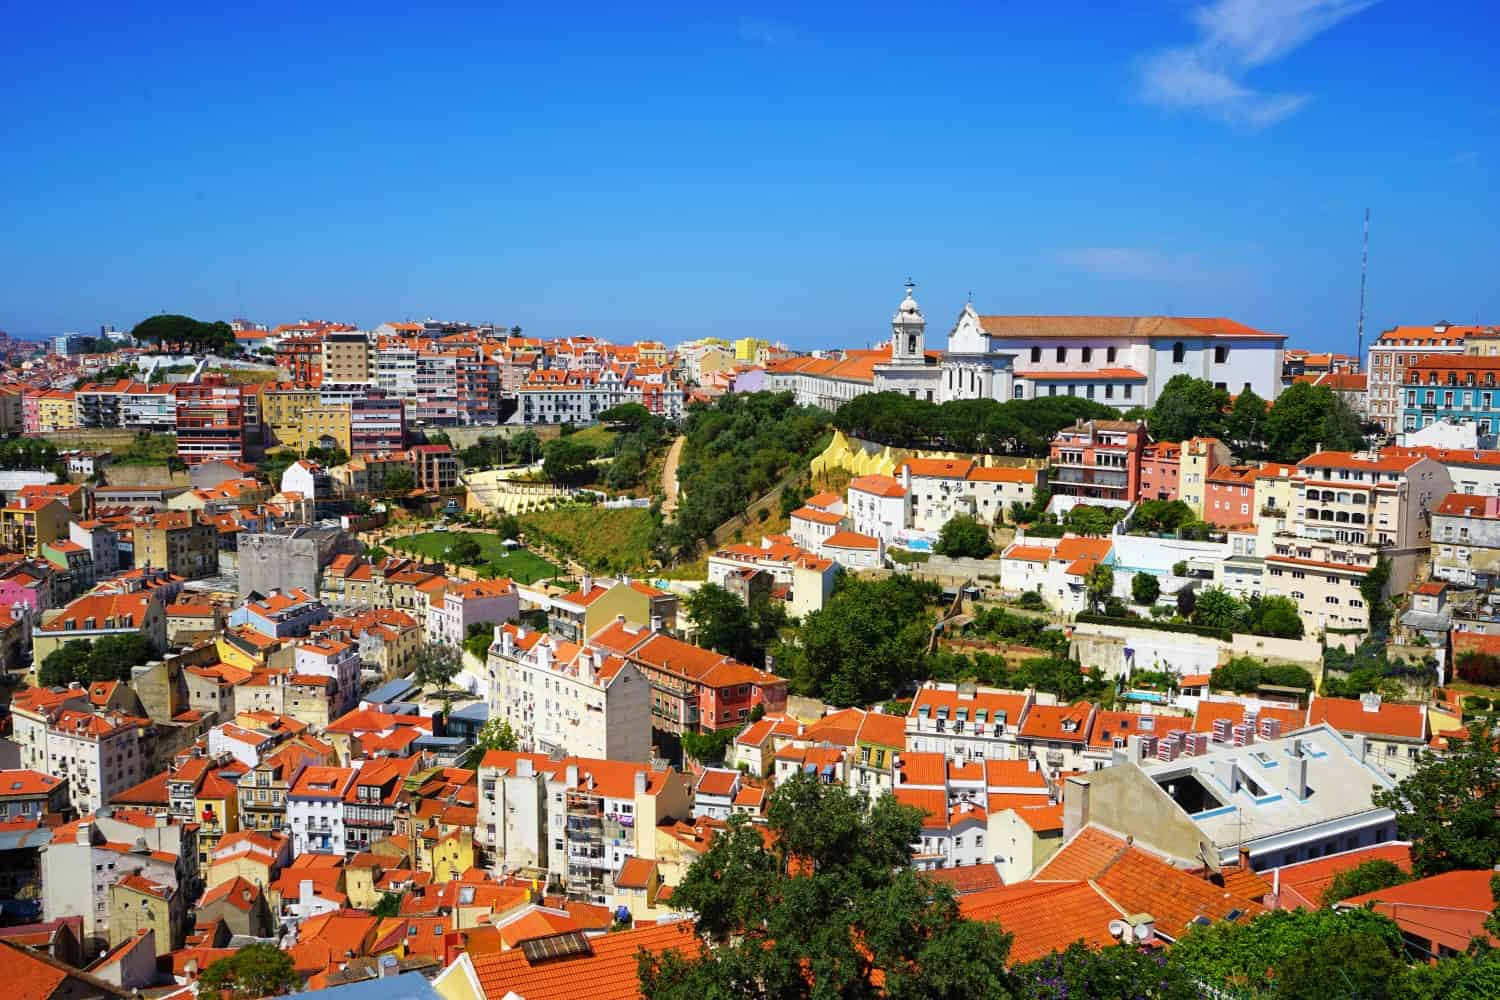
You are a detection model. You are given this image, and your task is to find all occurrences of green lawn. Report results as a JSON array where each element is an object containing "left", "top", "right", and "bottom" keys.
[
  {"left": 566, "top": 425, "right": 619, "bottom": 453},
  {"left": 389, "top": 531, "right": 560, "bottom": 584},
  {"left": 519, "top": 506, "right": 656, "bottom": 574}
]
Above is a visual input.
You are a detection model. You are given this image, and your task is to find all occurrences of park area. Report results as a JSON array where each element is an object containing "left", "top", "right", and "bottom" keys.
[{"left": 389, "top": 531, "right": 560, "bottom": 584}]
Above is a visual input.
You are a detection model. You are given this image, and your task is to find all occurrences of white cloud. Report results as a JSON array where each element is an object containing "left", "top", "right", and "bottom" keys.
[
  {"left": 1057, "top": 247, "right": 1203, "bottom": 281},
  {"left": 1137, "top": 0, "right": 1374, "bottom": 127}
]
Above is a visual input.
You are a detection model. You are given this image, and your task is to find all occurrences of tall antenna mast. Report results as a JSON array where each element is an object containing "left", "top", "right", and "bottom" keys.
[{"left": 1357, "top": 208, "right": 1370, "bottom": 369}]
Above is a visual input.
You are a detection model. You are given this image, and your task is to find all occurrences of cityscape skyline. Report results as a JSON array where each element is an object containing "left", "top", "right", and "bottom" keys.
[{"left": 4, "top": 3, "right": 1496, "bottom": 350}]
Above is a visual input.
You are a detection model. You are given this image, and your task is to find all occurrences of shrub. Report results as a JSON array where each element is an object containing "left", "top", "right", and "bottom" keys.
[
  {"left": 1464, "top": 694, "right": 1492, "bottom": 713},
  {"left": 1457, "top": 651, "right": 1500, "bottom": 686},
  {"left": 1172, "top": 560, "right": 1188, "bottom": 577},
  {"left": 1131, "top": 573, "right": 1161, "bottom": 606}
]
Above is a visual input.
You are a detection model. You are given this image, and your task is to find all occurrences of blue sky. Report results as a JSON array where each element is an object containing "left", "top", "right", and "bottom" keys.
[{"left": 3, "top": 2, "right": 1496, "bottom": 351}]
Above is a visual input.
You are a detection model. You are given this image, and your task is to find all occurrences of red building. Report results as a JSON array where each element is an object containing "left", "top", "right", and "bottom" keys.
[
  {"left": 1049, "top": 420, "right": 1147, "bottom": 505},
  {"left": 1203, "top": 464, "right": 1260, "bottom": 527},
  {"left": 175, "top": 377, "right": 261, "bottom": 465},
  {"left": 407, "top": 444, "right": 457, "bottom": 491},
  {"left": 1137, "top": 441, "right": 1181, "bottom": 502},
  {"left": 275, "top": 336, "right": 323, "bottom": 386}
]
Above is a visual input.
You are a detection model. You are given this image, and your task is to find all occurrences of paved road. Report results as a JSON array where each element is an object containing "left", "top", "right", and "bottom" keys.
[{"left": 661, "top": 435, "right": 685, "bottom": 520}]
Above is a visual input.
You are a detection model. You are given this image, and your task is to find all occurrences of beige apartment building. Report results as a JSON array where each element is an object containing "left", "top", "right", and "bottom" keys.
[
  {"left": 320, "top": 332, "right": 373, "bottom": 383},
  {"left": 1264, "top": 451, "right": 1449, "bottom": 638},
  {"left": 136, "top": 509, "right": 220, "bottom": 579}
]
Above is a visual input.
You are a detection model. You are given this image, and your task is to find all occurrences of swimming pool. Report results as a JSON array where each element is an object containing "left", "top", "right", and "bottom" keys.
[
  {"left": 1122, "top": 689, "right": 1168, "bottom": 704},
  {"left": 905, "top": 539, "right": 933, "bottom": 552}
]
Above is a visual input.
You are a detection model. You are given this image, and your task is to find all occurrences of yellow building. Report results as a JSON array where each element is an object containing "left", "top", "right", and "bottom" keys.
[
  {"left": 299, "top": 405, "right": 353, "bottom": 455},
  {"left": 194, "top": 770, "right": 241, "bottom": 868},
  {"left": 0, "top": 497, "right": 71, "bottom": 556},
  {"left": 733, "top": 337, "right": 768, "bottom": 362},
  {"left": 416, "top": 826, "right": 474, "bottom": 883},
  {"left": 258, "top": 386, "right": 320, "bottom": 450},
  {"left": 35, "top": 390, "right": 79, "bottom": 432},
  {"left": 109, "top": 874, "right": 184, "bottom": 956},
  {"left": 135, "top": 509, "right": 219, "bottom": 579},
  {"left": 1179, "top": 437, "right": 1231, "bottom": 518}
]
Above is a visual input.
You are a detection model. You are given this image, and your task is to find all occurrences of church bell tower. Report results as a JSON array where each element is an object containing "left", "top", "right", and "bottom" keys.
[{"left": 891, "top": 279, "right": 926, "bottom": 363}]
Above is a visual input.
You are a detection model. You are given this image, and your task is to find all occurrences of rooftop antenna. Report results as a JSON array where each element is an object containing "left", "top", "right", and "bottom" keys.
[{"left": 1357, "top": 208, "right": 1370, "bottom": 368}]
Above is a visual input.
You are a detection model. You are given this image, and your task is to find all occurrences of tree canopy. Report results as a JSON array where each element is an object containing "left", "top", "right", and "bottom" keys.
[
  {"left": 131, "top": 314, "right": 236, "bottom": 354},
  {"left": 39, "top": 635, "right": 155, "bottom": 687},
  {"left": 1148, "top": 375, "right": 1230, "bottom": 443},
  {"left": 832, "top": 391, "right": 1120, "bottom": 456},
  {"left": 935, "top": 515, "right": 994, "bottom": 558},
  {"left": 686, "top": 584, "right": 786, "bottom": 669},
  {"left": 637, "top": 771, "right": 1015, "bottom": 1000},
  {"left": 779, "top": 574, "right": 939, "bottom": 707},
  {"left": 196, "top": 943, "right": 299, "bottom": 1000},
  {"left": 1321, "top": 859, "right": 1413, "bottom": 907},
  {"left": 542, "top": 437, "right": 597, "bottom": 485},
  {"left": 1263, "top": 381, "right": 1367, "bottom": 462},
  {"left": 1373, "top": 721, "right": 1500, "bottom": 877},
  {"left": 411, "top": 641, "right": 463, "bottom": 690}
]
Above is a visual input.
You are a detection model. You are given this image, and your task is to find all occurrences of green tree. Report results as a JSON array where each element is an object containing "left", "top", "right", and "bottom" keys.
[
  {"left": 1373, "top": 721, "right": 1500, "bottom": 876},
  {"left": 1271, "top": 925, "right": 1407, "bottom": 999},
  {"left": 1013, "top": 942, "right": 1199, "bottom": 1000},
  {"left": 780, "top": 575, "right": 938, "bottom": 707},
  {"left": 474, "top": 717, "right": 518, "bottom": 753},
  {"left": 85, "top": 633, "right": 155, "bottom": 681},
  {"left": 542, "top": 437, "right": 597, "bottom": 484},
  {"left": 1361, "top": 554, "right": 1393, "bottom": 631},
  {"left": 1211, "top": 655, "right": 1263, "bottom": 694},
  {"left": 382, "top": 465, "right": 416, "bottom": 495},
  {"left": 444, "top": 535, "right": 483, "bottom": 566},
  {"left": 1225, "top": 387, "right": 1269, "bottom": 457},
  {"left": 1251, "top": 595, "right": 1305, "bottom": 639},
  {"left": 686, "top": 584, "right": 755, "bottom": 662},
  {"left": 1193, "top": 587, "right": 1248, "bottom": 632},
  {"left": 39, "top": 641, "right": 92, "bottom": 687},
  {"left": 1148, "top": 375, "right": 1230, "bottom": 443},
  {"left": 1263, "top": 381, "right": 1367, "bottom": 463},
  {"left": 1131, "top": 499, "right": 1195, "bottom": 534},
  {"left": 1321, "top": 859, "right": 1413, "bottom": 907},
  {"left": 1131, "top": 573, "right": 1160, "bottom": 606},
  {"left": 371, "top": 891, "right": 405, "bottom": 917},
  {"left": 1168, "top": 906, "right": 1404, "bottom": 997},
  {"left": 637, "top": 772, "right": 1015, "bottom": 1000},
  {"left": 598, "top": 402, "right": 655, "bottom": 429},
  {"left": 934, "top": 515, "right": 993, "bottom": 558},
  {"left": 130, "top": 314, "right": 236, "bottom": 354},
  {"left": 510, "top": 430, "right": 542, "bottom": 464},
  {"left": 1084, "top": 563, "right": 1115, "bottom": 612},
  {"left": 411, "top": 641, "right": 463, "bottom": 690},
  {"left": 1176, "top": 586, "right": 1196, "bottom": 619},
  {"left": 196, "top": 943, "right": 299, "bottom": 1000},
  {"left": 257, "top": 449, "right": 300, "bottom": 485}
]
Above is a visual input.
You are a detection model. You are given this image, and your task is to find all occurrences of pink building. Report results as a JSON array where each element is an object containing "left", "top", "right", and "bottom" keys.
[
  {"left": 1048, "top": 420, "right": 1147, "bottom": 505},
  {"left": 1137, "top": 442, "right": 1181, "bottom": 502},
  {"left": 1204, "top": 464, "right": 1260, "bottom": 527}
]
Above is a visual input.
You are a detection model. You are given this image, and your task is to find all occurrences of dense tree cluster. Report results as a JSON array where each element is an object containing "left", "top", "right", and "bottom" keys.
[
  {"left": 1208, "top": 655, "right": 1315, "bottom": 694},
  {"left": 460, "top": 430, "right": 543, "bottom": 469},
  {"left": 1190, "top": 588, "right": 1304, "bottom": 639},
  {"left": 686, "top": 583, "right": 788, "bottom": 669},
  {"left": 833, "top": 392, "right": 1120, "bottom": 456},
  {"left": 0, "top": 437, "right": 59, "bottom": 471},
  {"left": 130, "top": 314, "right": 237, "bottom": 354},
  {"left": 1374, "top": 720, "right": 1500, "bottom": 877},
  {"left": 1147, "top": 374, "right": 1365, "bottom": 460},
  {"left": 934, "top": 515, "right": 994, "bottom": 557},
  {"left": 659, "top": 392, "right": 831, "bottom": 560},
  {"left": 39, "top": 636, "right": 156, "bottom": 687},
  {"left": 778, "top": 574, "right": 940, "bottom": 707},
  {"left": 195, "top": 943, "right": 299, "bottom": 1000}
]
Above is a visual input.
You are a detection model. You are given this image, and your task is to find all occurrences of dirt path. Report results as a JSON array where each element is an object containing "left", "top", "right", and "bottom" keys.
[{"left": 661, "top": 435, "right": 685, "bottom": 520}]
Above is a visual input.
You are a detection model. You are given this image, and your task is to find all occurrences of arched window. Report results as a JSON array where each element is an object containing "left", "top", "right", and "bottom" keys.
[
  {"left": 1172, "top": 342, "right": 1185, "bottom": 363},
  {"left": 1013, "top": 384, "right": 1025, "bottom": 400}
]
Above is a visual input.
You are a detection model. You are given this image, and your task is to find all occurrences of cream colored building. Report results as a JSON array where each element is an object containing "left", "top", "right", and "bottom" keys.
[
  {"left": 487, "top": 623, "right": 651, "bottom": 761},
  {"left": 320, "top": 331, "right": 374, "bottom": 383},
  {"left": 1179, "top": 438, "right": 1231, "bottom": 518},
  {"left": 1264, "top": 450, "right": 1450, "bottom": 638}
]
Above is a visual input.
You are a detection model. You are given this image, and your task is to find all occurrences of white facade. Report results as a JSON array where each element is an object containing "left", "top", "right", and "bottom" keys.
[
  {"left": 846, "top": 476, "right": 909, "bottom": 546},
  {"left": 427, "top": 580, "right": 521, "bottom": 648},
  {"left": 287, "top": 789, "right": 348, "bottom": 856},
  {"left": 13, "top": 705, "right": 149, "bottom": 816},
  {"left": 705, "top": 538, "right": 839, "bottom": 619},
  {"left": 487, "top": 624, "right": 651, "bottom": 761},
  {"left": 294, "top": 637, "right": 361, "bottom": 716}
]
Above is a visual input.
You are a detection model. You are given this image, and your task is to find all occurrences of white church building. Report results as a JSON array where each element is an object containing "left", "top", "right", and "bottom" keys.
[{"left": 777, "top": 283, "right": 1286, "bottom": 411}]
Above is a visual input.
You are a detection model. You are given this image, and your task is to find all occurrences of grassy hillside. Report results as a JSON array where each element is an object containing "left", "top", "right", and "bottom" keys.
[{"left": 520, "top": 506, "right": 657, "bottom": 574}]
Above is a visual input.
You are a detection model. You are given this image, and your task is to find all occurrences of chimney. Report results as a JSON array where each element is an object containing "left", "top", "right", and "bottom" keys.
[
  {"left": 517, "top": 758, "right": 534, "bottom": 778},
  {"left": 1126, "top": 734, "right": 1144, "bottom": 763},
  {"left": 75, "top": 820, "right": 94, "bottom": 845},
  {"left": 650, "top": 615, "right": 663, "bottom": 634},
  {"left": 565, "top": 764, "right": 579, "bottom": 788},
  {"left": 1360, "top": 691, "right": 1382, "bottom": 713},
  {"left": 300, "top": 878, "right": 315, "bottom": 904},
  {"left": 1062, "top": 776, "right": 1090, "bottom": 840},
  {"left": 1285, "top": 754, "right": 1309, "bottom": 800},
  {"left": 580, "top": 573, "right": 593, "bottom": 595},
  {"left": 634, "top": 771, "right": 647, "bottom": 795},
  {"left": 1239, "top": 845, "right": 1252, "bottom": 871},
  {"left": 497, "top": 624, "right": 511, "bottom": 656}
]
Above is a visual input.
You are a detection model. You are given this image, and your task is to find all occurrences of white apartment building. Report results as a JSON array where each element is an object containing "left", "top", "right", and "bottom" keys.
[
  {"left": 1366, "top": 323, "right": 1477, "bottom": 434},
  {"left": 487, "top": 623, "right": 651, "bottom": 762},
  {"left": 900, "top": 459, "right": 1042, "bottom": 532},
  {"left": 1430, "top": 492, "right": 1500, "bottom": 588},
  {"left": 12, "top": 699, "right": 151, "bottom": 815},
  {"left": 376, "top": 341, "right": 419, "bottom": 398},
  {"left": 286, "top": 766, "right": 356, "bottom": 856},
  {"left": 788, "top": 505, "right": 841, "bottom": 551},
  {"left": 1263, "top": 451, "right": 1450, "bottom": 638},
  {"left": 426, "top": 578, "right": 520, "bottom": 648},
  {"left": 294, "top": 634, "right": 361, "bottom": 717},
  {"left": 905, "top": 682, "right": 1036, "bottom": 761},
  {"left": 706, "top": 537, "right": 838, "bottom": 619},
  {"left": 42, "top": 815, "right": 192, "bottom": 952},
  {"left": 846, "top": 474, "right": 910, "bottom": 545}
]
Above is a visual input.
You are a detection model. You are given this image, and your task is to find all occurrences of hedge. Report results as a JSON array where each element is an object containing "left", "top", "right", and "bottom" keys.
[{"left": 1074, "top": 613, "right": 1231, "bottom": 642}]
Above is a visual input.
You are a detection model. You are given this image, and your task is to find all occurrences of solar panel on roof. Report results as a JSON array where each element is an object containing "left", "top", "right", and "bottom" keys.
[{"left": 521, "top": 930, "right": 593, "bottom": 964}]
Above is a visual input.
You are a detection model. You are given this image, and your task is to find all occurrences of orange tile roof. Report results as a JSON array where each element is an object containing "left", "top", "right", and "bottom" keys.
[
  {"left": 848, "top": 474, "right": 905, "bottom": 498},
  {"left": 960, "top": 880, "right": 1120, "bottom": 963},
  {"left": 901, "top": 458, "right": 974, "bottom": 479},
  {"left": 790, "top": 506, "right": 842, "bottom": 526},
  {"left": 1307, "top": 696, "right": 1426, "bottom": 741},
  {"left": 1086, "top": 711, "right": 1193, "bottom": 751},
  {"left": 1270, "top": 843, "right": 1414, "bottom": 909},
  {"left": 1018, "top": 702, "right": 1093, "bottom": 743},
  {"left": 469, "top": 921, "right": 702, "bottom": 1000},
  {"left": 823, "top": 529, "right": 879, "bottom": 551},
  {"left": 1190, "top": 700, "right": 1306, "bottom": 734}
]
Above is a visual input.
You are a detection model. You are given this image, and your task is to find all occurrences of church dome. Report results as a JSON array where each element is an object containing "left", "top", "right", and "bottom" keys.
[{"left": 893, "top": 283, "right": 924, "bottom": 323}]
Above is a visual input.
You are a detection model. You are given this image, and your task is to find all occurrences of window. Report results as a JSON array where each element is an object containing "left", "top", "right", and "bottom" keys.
[
  {"left": 1030, "top": 347, "right": 1040, "bottom": 363},
  {"left": 1172, "top": 341, "right": 1185, "bottom": 363},
  {"left": 1081, "top": 347, "right": 1092, "bottom": 363},
  {"left": 1215, "top": 346, "right": 1229, "bottom": 363},
  {"left": 1056, "top": 346, "right": 1066, "bottom": 363},
  {"left": 1107, "top": 346, "right": 1117, "bottom": 363}
]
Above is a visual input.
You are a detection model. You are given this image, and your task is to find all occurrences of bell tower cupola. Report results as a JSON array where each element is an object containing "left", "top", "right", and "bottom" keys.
[{"left": 891, "top": 278, "right": 926, "bottom": 363}]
